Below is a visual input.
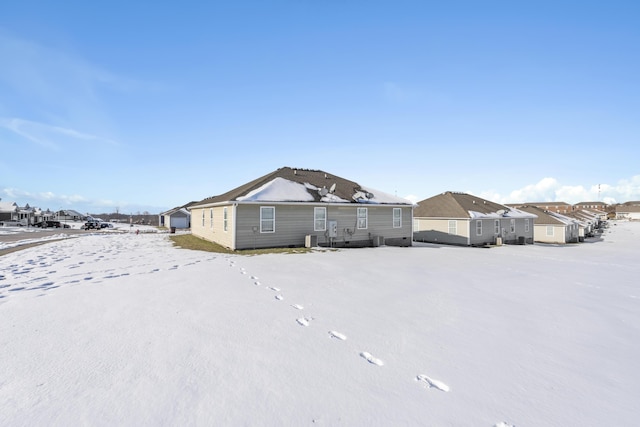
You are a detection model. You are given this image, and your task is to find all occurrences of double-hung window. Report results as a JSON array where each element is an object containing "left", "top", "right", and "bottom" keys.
[
  {"left": 494, "top": 219, "right": 500, "bottom": 234},
  {"left": 201, "top": 210, "right": 205, "bottom": 227},
  {"left": 210, "top": 208, "right": 214, "bottom": 229},
  {"left": 393, "top": 208, "right": 402, "bottom": 228},
  {"left": 357, "top": 207, "right": 368, "bottom": 229},
  {"left": 448, "top": 220, "right": 457, "bottom": 235},
  {"left": 510, "top": 219, "right": 515, "bottom": 233},
  {"left": 314, "top": 207, "right": 326, "bottom": 231},
  {"left": 260, "top": 206, "right": 275, "bottom": 233},
  {"left": 476, "top": 220, "right": 482, "bottom": 236},
  {"left": 525, "top": 218, "right": 530, "bottom": 232},
  {"left": 546, "top": 226, "right": 554, "bottom": 236},
  {"left": 223, "top": 207, "right": 228, "bottom": 232}
]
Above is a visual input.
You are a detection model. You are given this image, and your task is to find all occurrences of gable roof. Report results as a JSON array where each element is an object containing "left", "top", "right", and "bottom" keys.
[
  {"left": 0, "top": 201, "right": 18, "bottom": 212},
  {"left": 517, "top": 205, "right": 575, "bottom": 226},
  {"left": 191, "top": 167, "right": 411, "bottom": 207},
  {"left": 414, "top": 192, "right": 536, "bottom": 219}
]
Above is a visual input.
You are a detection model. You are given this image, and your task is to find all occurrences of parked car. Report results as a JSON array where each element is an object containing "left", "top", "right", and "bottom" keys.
[
  {"left": 83, "top": 221, "right": 100, "bottom": 230},
  {"left": 34, "top": 220, "right": 70, "bottom": 228}
]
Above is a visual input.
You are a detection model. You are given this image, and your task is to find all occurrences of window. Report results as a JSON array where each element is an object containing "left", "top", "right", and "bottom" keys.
[
  {"left": 210, "top": 208, "right": 214, "bottom": 229},
  {"left": 223, "top": 207, "right": 228, "bottom": 232},
  {"left": 525, "top": 218, "right": 530, "bottom": 232},
  {"left": 494, "top": 219, "right": 500, "bottom": 234},
  {"left": 476, "top": 220, "right": 482, "bottom": 236},
  {"left": 260, "top": 206, "right": 275, "bottom": 233},
  {"left": 314, "top": 207, "right": 326, "bottom": 231},
  {"left": 510, "top": 219, "right": 515, "bottom": 233},
  {"left": 393, "top": 208, "right": 402, "bottom": 228},
  {"left": 357, "top": 207, "right": 368, "bottom": 229},
  {"left": 201, "top": 210, "right": 205, "bottom": 227},
  {"left": 448, "top": 220, "right": 457, "bottom": 234},
  {"left": 546, "top": 225, "right": 554, "bottom": 236}
]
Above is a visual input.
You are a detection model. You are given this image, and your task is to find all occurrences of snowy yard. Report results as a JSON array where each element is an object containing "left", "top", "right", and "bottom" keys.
[{"left": 1, "top": 222, "right": 639, "bottom": 426}]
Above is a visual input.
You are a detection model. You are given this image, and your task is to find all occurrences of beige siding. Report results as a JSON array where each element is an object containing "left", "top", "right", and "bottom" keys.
[{"left": 191, "top": 205, "right": 236, "bottom": 249}]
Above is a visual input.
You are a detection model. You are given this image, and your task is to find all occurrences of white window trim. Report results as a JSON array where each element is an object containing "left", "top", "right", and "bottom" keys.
[
  {"left": 546, "top": 225, "right": 554, "bottom": 236},
  {"left": 476, "top": 220, "right": 482, "bottom": 236},
  {"left": 223, "top": 207, "right": 228, "bottom": 232},
  {"left": 393, "top": 208, "right": 402, "bottom": 228},
  {"left": 494, "top": 219, "right": 500, "bottom": 235},
  {"left": 210, "top": 208, "right": 214, "bottom": 229},
  {"left": 448, "top": 220, "right": 457, "bottom": 235},
  {"left": 357, "top": 207, "right": 368, "bottom": 229},
  {"left": 260, "top": 206, "right": 275, "bottom": 233},
  {"left": 525, "top": 218, "right": 530, "bottom": 232},
  {"left": 314, "top": 207, "right": 326, "bottom": 231},
  {"left": 201, "top": 210, "right": 205, "bottom": 227},
  {"left": 510, "top": 219, "right": 515, "bottom": 233}
]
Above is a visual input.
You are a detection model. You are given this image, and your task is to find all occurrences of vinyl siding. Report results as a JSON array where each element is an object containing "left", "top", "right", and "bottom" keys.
[{"left": 191, "top": 205, "right": 235, "bottom": 249}]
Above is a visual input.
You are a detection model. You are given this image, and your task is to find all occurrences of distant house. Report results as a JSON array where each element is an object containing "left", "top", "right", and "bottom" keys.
[
  {"left": 507, "top": 201, "right": 573, "bottom": 214},
  {"left": 614, "top": 205, "right": 640, "bottom": 220},
  {"left": 58, "top": 210, "right": 84, "bottom": 222},
  {"left": 413, "top": 192, "right": 536, "bottom": 246},
  {"left": 517, "top": 206, "right": 580, "bottom": 244},
  {"left": 573, "top": 201, "right": 608, "bottom": 211},
  {"left": 159, "top": 202, "right": 196, "bottom": 230},
  {"left": 188, "top": 167, "right": 413, "bottom": 250},
  {"left": 0, "top": 201, "right": 19, "bottom": 223}
]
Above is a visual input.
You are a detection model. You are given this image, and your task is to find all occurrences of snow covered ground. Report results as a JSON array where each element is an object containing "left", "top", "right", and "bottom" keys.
[{"left": 1, "top": 221, "right": 639, "bottom": 426}]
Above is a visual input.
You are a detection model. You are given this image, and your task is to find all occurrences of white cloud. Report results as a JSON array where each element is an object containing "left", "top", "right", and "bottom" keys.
[{"left": 483, "top": 175, "right": 640, "bottom": 205}]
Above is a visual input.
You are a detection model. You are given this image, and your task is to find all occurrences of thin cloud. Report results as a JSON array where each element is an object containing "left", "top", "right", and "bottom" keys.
[{"left": 0, "top": 117, "right": 118, "bottom": 150}]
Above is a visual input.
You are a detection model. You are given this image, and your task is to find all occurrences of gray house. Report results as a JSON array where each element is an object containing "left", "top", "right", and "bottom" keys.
[
  {"left": 189, "top": 167, "right": 414, "bottom": 250},
  {"left": 413, "top": 192, "right": 536, "bottom": 246}
]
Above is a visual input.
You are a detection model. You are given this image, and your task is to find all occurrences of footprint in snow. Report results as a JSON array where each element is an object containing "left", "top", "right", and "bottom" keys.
[
  {"left": 329, "top": 331, "right": 347, "bottom": 340},
  {"left": 296, "top": 318, "right": 310, "bottom": 327},
  {"left": 416, "top": 374, "right": 450, "bottom": 392},
  {"left": 493, "top": 422, "right": 515, "bottom": 427},
  {"left": 275, "top": 295, "right": 284, "bottom": 301},
  {"left": 291, "top": 304, "right": 304, "bottom": 310},
  {"left": 254, "top": 281, "right": 261, "bottom": 286},
  {"left": 251, "top": 275, "right": 259, "bottom": 280},
  {"left": 360, "top": 352, "right": 384, "bottom": 366},
  {"left": 267, "top": 286, "right": 280, "bottom": 291}
]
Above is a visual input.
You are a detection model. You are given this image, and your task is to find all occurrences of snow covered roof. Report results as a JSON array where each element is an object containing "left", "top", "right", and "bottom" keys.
[
  {"left": 192, "top": 167, "right": 413, "bottom": 207},
  {"left": 414, "top": 192, "right": 537, "bottom": 219}
]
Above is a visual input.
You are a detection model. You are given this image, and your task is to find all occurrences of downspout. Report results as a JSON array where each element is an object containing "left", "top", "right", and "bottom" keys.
[{"left": 232, "top": 203, "right": 238, "bottom": 250}]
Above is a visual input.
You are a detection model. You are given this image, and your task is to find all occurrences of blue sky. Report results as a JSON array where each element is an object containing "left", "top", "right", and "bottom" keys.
[{"left": 1, "top": 0, "right": 639, "bottom": 214}]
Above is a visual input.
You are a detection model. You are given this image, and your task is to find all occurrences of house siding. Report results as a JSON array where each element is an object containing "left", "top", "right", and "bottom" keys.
[
  {"left": 192, "top": 203, "right": 412, "bottom": 250},
  {"left": 234, "top": 204, "right": 412, "bottom": 249},
  {"left": 413, "top": 218, "right": 471, "bottom": 245},
  {"left": 191, "top": 205, "right": 236, "bottom": 249},
  {"left": 414, "top": 217, "right": 534, "bottom": 246}
]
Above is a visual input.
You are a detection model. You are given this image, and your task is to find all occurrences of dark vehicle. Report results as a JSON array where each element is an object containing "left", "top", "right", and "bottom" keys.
[
  {"left": 34, "top": 220, "right": 70, "bottom": 228},
  {"left": 83, "top": 221, "right": 100, "bottom": 230}
]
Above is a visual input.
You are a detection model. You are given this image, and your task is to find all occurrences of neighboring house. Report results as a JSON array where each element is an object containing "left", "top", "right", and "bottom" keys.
[
  {"left": 565, "top": 210, "right": 599, "bottom": 239},
  {"left": 507, "top": 201, "right": 574, "bottom": 214},
  {"left": 573, "top": 201, "right": 608, "bottom": 211},
  {"left": 614, "top": 205, "right": 640, "bottom": 220},
  {"left": 0, "top": 201, "right": 19, "bottom": 223},
  {"left": 517, "top": 206, "right": 580, "bottom": 244},
  {"left": 159, "top": 202, "right": 196, "bottom": 229},
  {"left": 188, "top": 167, "right": 413, "bottom": 250},
  {"left": 58, "top": 210, "right": 84, "bottom": 222},
  {"left": 413, "top": 192, "right": 536, "bottom": 246}
]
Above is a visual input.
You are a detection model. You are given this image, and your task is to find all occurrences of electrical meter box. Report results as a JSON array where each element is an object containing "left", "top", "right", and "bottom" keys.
[{"left": 328, "top": 220, "right": 338, "bottom": 238}]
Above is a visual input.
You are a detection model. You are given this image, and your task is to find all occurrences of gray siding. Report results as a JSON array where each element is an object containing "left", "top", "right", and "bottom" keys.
[
  {"left": 234, "top": 204, "right": 412, "bottom": 249},
  {"left": 414, "top": 217, "right": 534, "bottom": 246}
]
